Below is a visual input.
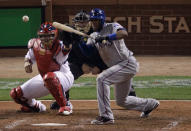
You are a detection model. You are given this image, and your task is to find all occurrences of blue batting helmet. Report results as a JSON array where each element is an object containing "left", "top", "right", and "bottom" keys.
[{"left": 89, "top": 8, "right": 105, "bottom": 27}]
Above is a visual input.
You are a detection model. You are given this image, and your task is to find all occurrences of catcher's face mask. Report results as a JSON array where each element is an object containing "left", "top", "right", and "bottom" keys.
[
  {"left": 38, "top": 22, "right": 58, "bottom": 49},
  {"left": 38, "top": 33, "right": 55, "bottom": 49}
]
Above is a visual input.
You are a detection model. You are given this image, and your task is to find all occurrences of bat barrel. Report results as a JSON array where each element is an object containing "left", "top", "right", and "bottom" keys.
[{"left": 52, "top": 21, "right": 94, "bottom": 39}]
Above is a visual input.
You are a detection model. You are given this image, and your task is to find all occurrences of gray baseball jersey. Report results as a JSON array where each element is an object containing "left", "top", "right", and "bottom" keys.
[
  {"left": 88, "top": 22, "right": 158, "bottom": 120},
  {"left": 88, "top": 22, "right": 133, "bottom": 67}
]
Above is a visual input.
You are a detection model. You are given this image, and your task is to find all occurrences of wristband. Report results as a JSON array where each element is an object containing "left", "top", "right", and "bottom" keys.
[{"left": 107, "top": 33, "right": 117, "bottom": 40}]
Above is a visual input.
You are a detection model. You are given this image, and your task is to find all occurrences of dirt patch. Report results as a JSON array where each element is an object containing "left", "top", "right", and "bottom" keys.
[
  {"left": 136, "top": 56, "right": 191, "bottom": 76},
  {"left": 0, "top": 56, "right": 191, "bottom": 78},
  {"left": 0, "top": 56, "right": 191, "bottom": 130},
  {"left": 0, "top": 100, "right": 191, "bottom": 131}
]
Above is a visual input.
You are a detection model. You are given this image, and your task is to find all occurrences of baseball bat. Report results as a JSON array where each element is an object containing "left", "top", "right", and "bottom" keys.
[{"left": 52, "top": 22, "right": 92, "bottom": 39}]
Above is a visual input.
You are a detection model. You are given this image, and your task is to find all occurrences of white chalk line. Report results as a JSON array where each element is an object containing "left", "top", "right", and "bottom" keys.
[
  {"left": 31, "top": 123, "right": 67, "bottom": 126},
  {"left": 161, "top": 121, "right": 179, "bottom": 130},
  {"left": 4, "top": 119, "right": 28, "bottom": 129},
  {"left": 0, "top": 100, "right": 187, "bottom": 129}
]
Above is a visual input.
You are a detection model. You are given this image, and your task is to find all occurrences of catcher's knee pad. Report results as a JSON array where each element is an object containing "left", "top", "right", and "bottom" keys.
[
  {"left": 43, "top": 72, "right": 66, "bottom": 107},
  {"left": 43, "top": 72, "right": 60, "bottom": 90},
  {"left": 10, "top": 86, "right": 28, "bottom": 105}
]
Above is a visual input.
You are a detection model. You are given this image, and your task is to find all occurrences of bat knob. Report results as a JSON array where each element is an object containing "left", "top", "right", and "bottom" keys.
[{"left": 102, "top": 40, "right": 107, "bottom": 44}]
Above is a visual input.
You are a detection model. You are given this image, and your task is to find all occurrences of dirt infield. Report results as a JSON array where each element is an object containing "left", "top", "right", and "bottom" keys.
[
  {"left": 0, "top": 100, "right": 191, "bottom": 131},
  {"left": 0, "top": 56, "right": 191, "bottom": 130},
  {"left": 0, "top": 56, "right": 191, "bottom": 78}
]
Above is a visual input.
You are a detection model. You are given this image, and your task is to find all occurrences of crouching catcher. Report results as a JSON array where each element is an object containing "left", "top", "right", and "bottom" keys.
[{"left": 10, "top": 22, "right": 74, "bottom": 115}]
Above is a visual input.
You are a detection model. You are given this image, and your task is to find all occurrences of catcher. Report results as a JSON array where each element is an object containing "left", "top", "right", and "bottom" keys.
[
  {"left": 50, "top": 10, "right": 136, "bottom": 110},
  {"left": 10, "top": 22, "right": 74, "bottom": 115}
]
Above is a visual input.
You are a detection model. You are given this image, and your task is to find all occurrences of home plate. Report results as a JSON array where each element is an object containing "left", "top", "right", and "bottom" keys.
[{"left": 31, "top": 123, "right": 67, "bottom": 126}]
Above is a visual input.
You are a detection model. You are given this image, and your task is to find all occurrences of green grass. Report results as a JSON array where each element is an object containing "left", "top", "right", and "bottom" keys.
[
  {"left": 0, "top": 76, "right": 191, "bottom": 101},
  {"left": 135, "top": 87, "right": 191, "bottom": 100}
]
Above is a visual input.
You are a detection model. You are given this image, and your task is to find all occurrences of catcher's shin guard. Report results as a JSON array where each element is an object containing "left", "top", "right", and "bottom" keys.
[
  {"left": 43, "top": 72, "right": 67, "bottom": 107},
  {"left": 10, "top": 86, "right": 42, "bottom": 112}
]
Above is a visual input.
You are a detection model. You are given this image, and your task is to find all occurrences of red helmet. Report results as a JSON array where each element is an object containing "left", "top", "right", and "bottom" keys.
[{"left": 38, "top": 22, "right": 58, "bottom": 49}]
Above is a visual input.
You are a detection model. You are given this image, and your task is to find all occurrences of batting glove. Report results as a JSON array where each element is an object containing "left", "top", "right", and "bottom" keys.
[
  {"left": 95, "top": 35, "right": 108, "bottom": 43},
  {"left": 95, "top": 35, "right": 112, "bottom": 47},
  {"left": 95, "top": 33, "right": 117, "bottom": 43}
]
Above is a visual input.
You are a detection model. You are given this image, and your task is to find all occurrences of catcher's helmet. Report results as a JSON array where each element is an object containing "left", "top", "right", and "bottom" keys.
[
  {"left": 89, "top": 8, "right": 105, "bottom": 27},
  {"left": 38, "top": 22, "right": 58, "bottom": 49},
  {"left": 38, "top": 22, "right": 57, "bottom": 35}
]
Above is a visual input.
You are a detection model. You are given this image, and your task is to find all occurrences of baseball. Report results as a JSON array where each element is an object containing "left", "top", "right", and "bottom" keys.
[{"left": 22, "top": 15, "right": 29, "bottom": 22}]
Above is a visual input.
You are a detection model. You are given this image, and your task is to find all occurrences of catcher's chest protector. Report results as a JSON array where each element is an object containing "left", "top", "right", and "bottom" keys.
[{"left": 32, "top": 39, "right": 61, "bottom": 76}]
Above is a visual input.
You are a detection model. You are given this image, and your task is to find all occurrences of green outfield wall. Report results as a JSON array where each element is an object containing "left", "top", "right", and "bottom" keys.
[
  {"left": 0, "top": 8, "right": 42, "bottom": 47},
  {"left": 0, "top": 0, "right": 191, "bottom": 55}
]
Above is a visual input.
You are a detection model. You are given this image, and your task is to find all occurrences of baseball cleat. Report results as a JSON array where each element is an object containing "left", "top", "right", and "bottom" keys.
[
  {"left": 66, "top": 100, "right": 73, "bottom": 110},
  {"left": 140, "top": 100, "right": 160, "bottom": 118},
  {"left": 91, "top": 116, "right": 114, "bottom": 125},
  {"left": 37, "top": 101, "right": 47, "bottom": 112},
  {"left": 58, "top": 106, "right": 72, "bottom": 115},
  {"left": 50, "top": 101, "right": 60, "bottom": 110},
  {"left": 20, "top": 101, "right": 46, "bottom": 112},
  {"left": 50, "top": 100, "right": 73, "bottom": 111}
]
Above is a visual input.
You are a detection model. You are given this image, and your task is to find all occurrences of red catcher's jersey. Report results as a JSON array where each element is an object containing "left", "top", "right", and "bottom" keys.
[{"left": 31, "top": 39, "right": 61, "bottom": 76}]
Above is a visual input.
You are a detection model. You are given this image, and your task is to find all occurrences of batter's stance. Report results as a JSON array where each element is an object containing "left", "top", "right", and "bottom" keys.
[
  {"left": 87, "top": 8, "right": 160, "bottom": 124},
  {"left": 50, "top": 10, "right": 136, "bottom": 110},
  {"left": 10, "top": 22, "right": 74, "bottom": 115}
]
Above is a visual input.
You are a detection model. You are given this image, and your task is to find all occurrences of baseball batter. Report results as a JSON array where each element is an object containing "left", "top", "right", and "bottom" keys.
[
  {"left": 50, "top": 10, "right": 137, "bottom": 110},
  {"left": 10, "top": 22, "right": 74, "bottom": 115},
  {"left": 87, "top": 8, "right": 160, "bottom": 124}
]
